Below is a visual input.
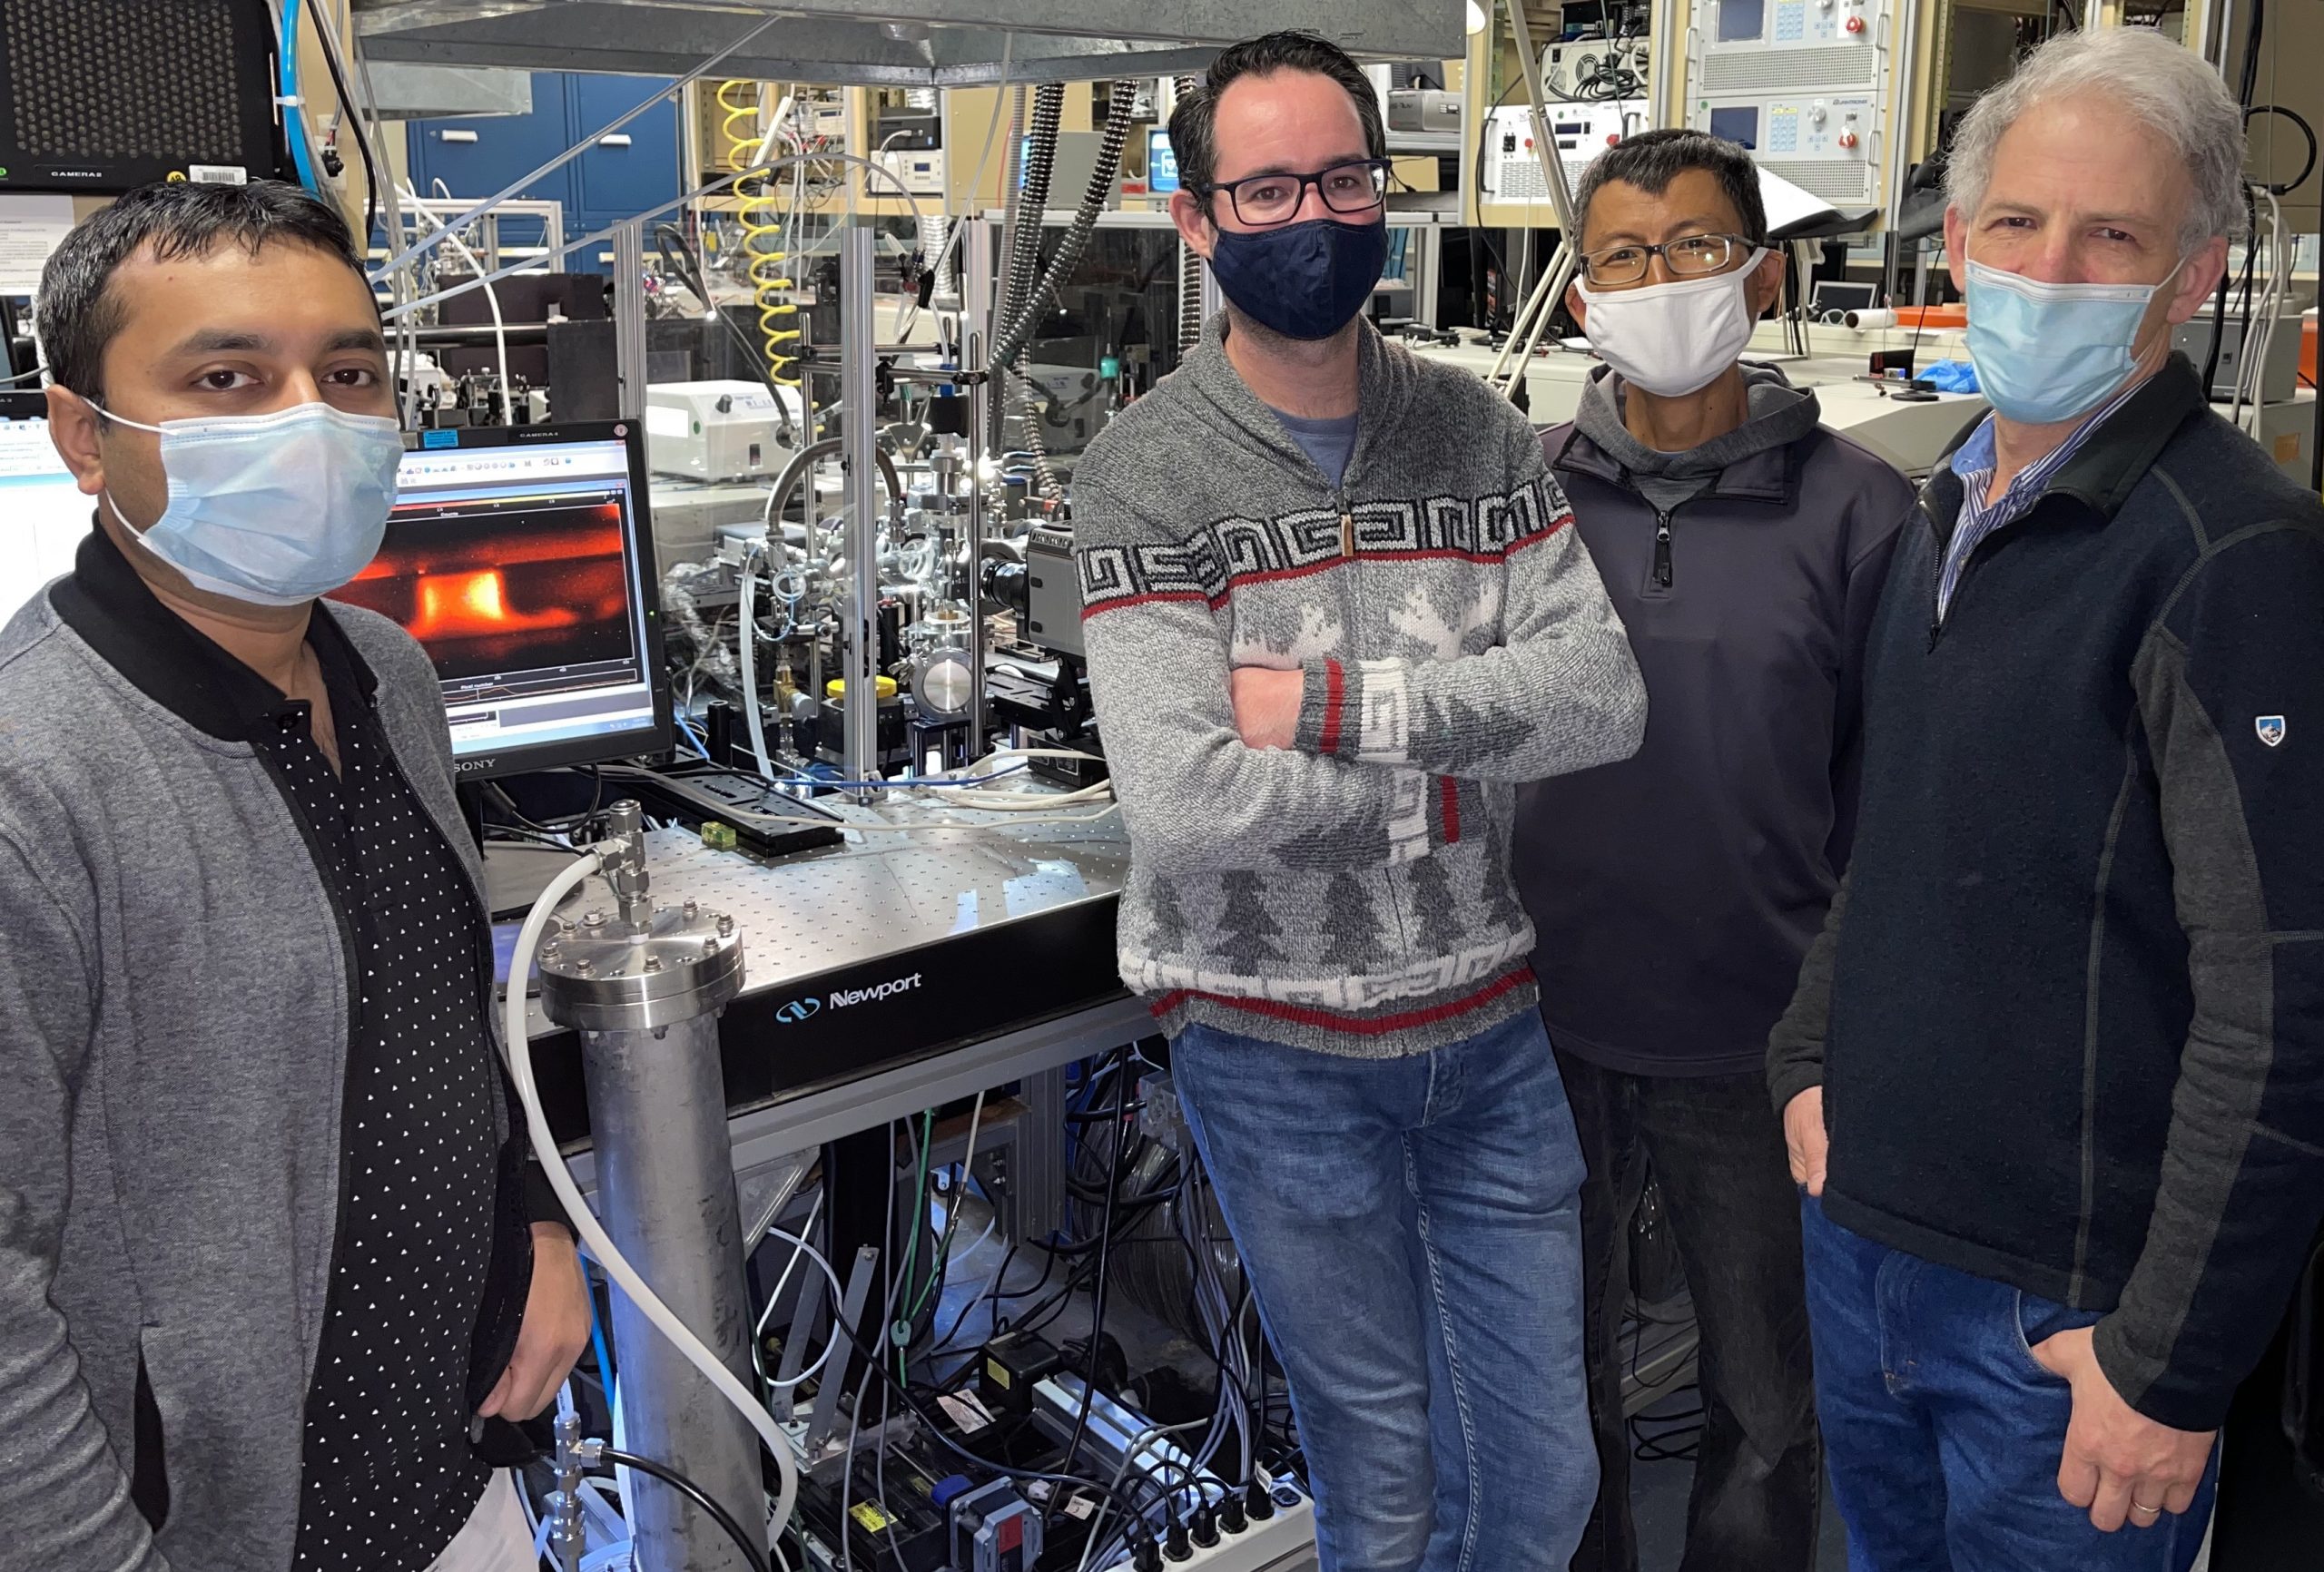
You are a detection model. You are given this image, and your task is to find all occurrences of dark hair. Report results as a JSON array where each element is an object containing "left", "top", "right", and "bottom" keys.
[
  {"left": 35, "top": 180, "right": 371, "bottom": 403},
  {"left": 1572, "top": 128, "right": 1769, "bottom": 248},
  {"left": 1168, "top": 31, "right": 1388, "bottom": 202}
]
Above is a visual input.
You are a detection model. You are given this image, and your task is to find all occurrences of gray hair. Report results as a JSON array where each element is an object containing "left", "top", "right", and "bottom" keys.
[{"left": 1945, "top": 27, "right": 2248, "bottom": 251}]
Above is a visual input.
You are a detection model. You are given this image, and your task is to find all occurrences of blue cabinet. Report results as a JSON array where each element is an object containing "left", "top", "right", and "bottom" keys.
[
  {"left": 404, "top": 72, "right": 682, "bottom": 272},
  {"left": 571, "top": 74, "right": 684, "bottom": 225}
]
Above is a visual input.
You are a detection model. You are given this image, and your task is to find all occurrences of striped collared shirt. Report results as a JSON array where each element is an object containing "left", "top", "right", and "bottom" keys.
[{"left": 1937, "top": 376, "right": 2149, "bottom": 621}]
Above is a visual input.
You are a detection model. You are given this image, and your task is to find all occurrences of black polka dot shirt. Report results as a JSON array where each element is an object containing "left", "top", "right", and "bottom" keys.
[{"left": 257, "top": 630, "right": 500, "bottom": 1571}]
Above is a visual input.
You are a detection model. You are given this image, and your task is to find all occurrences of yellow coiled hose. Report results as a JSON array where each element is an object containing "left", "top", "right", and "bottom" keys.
[{"left": 718, "top": 79, "right": 801, "bottom": 387}]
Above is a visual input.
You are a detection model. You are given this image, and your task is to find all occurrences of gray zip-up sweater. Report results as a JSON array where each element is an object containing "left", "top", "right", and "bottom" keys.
[
  {"left": 0, "top": 536, "right": 531, "bottom": 1572},
  {"left": 1072, "top": 316, "right": 1648, "bottom": 1056}
]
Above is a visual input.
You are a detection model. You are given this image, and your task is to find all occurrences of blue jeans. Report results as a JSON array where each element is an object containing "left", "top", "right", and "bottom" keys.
[
  {"left": 1801, "top": 1196, "right": 2219, "bottom": 1572},
  {"left": 1170, "top": 1010, "right": 1597, "bottom": 1572}
]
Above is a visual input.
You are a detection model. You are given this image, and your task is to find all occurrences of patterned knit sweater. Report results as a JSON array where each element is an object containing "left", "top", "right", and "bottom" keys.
[{"left": 1072, "top": 317, "right": 1648, "bottom": 1056}]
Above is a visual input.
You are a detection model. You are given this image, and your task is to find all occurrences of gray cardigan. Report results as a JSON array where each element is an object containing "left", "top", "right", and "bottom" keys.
[{"left": 0, "top": 539, "right": 519, "bottom": 1572}]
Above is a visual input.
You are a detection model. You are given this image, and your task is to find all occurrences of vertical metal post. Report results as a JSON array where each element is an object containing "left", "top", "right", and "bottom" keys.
[
  {"left": 962, "top": 217, "right": 996, "bottom": 748},
  {"left": 840, "top": 222, "right": 881, "bottom": 797},
  {"left": 612, "top": 218, "right": 649, "bottom": 419}
]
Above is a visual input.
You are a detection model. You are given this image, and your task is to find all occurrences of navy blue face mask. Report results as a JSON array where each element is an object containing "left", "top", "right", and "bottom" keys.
[{"left": 1207, "top": 217, "right": 1390, "bottom": 341}]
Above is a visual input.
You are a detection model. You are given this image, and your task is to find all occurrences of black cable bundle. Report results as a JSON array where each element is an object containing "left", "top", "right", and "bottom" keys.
[{"left": 596, "top": 1448, "right": 773, "bottom": 1572}]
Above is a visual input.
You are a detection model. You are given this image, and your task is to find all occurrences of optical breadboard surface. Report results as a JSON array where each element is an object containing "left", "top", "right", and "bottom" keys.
[{"left": 0, "top": 0, "right": 283, "bottom": 191}]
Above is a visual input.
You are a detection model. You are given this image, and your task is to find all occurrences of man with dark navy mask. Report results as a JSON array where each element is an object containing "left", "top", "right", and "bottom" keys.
[{"left": 1070, "top": 30, "right": 1648, "bottom": 1570}]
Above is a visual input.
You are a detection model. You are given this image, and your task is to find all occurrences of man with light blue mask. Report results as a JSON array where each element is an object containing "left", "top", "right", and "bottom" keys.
[
  {"left": 0, "top": 182, "right": 590, "bottom": 1572},
  {"left": 1767, "top": 26, "right": 2324, "bottom": 1571}
]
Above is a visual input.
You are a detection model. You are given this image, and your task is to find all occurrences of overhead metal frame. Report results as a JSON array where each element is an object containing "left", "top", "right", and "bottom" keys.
[{"left": 351, "top": 0, "right": 1466, "bottom": 84}]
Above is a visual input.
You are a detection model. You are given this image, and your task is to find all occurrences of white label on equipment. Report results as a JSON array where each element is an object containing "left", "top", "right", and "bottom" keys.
[
  {"left": 644, "top": 404, "right": 690, "bottom": 441},
  {"left": 0, "top": 195, "right": 73, "bottom": 293},
  {"left": 1063, "top": 1494, "right": 1097, "bottom": 1521},
  {"left": 937, "top": 1393, "right": 990, "bottom": 1433},
  {"left": 186, "top": 165, "right": 249, "bottom": 185}
]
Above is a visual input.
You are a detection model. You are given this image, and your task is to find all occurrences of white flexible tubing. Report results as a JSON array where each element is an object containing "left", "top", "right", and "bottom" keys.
[
  {"left": 737, "top": 541, "right": 777, "bottom": 780},
  {"left": 502, "top": 850, "right": 802, "bottom": 1537},
  {"left": 403, "top": 183, "right": 513, "bottom": 425}
]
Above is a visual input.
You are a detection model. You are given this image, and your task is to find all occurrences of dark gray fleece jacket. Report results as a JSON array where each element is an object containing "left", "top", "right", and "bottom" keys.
[{"left": 1515, "top": 364, "right": 1912, "bottom": 1076}]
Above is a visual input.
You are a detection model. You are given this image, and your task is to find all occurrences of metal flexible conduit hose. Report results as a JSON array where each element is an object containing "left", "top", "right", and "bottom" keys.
[
  {"left": 997, "top": 79, "right": 1140, "bottom": 498},
  {"left": 991, "top": 78, "right": 1137, "bottom": 374},
  {"left": 1174, "top": 76, "right": 1207, "bottom": 353}
]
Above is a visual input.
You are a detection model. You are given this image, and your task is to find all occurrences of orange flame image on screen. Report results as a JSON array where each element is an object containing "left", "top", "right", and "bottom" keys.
[
  {"left": 409, "top": 566, "right": 586, "bottom": 641},
  {"left": 330, "top": 501, "right": 636, "bottom": 683}
]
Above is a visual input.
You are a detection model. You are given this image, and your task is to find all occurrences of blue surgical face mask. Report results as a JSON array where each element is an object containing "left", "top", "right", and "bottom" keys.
[
  {"left": 1963, "top": 258, "right": 2180, "bottom": 425},
  {"left": 1207, "top": 217, "right": 1390, "bottom": 341},
  {"left": 96, "top": 399, "right": 405, "bottom": 605}
]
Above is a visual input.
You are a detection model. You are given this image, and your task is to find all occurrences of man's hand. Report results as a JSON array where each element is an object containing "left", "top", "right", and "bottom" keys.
[
  {"left": 1783, "top": 1087, "right": 1829, "bottom": 1196},
  {"left": 1229, "top": 666, "right": 1304, "bottom": 751},
  {"left": 478, "top": 1223, "right": 593, "bottom": 1423},
  {"left": 2032, "top": 1326, "right": 2216, "bottom": 1532}
]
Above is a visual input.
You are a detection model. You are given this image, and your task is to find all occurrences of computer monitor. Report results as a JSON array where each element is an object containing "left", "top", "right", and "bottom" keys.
[
  {"left": 0, "top": 391, "right": 95, "bottom": 621},
  {"left": 1147, "top": 128, "right": 1181, "bottom": 194},
  {"left": 329, "top": 421, "right": 673, "bottom": 780}
]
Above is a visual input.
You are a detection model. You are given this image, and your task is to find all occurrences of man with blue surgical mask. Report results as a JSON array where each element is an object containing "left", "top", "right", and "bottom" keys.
[
  {"left": 1073, "top": 28, "right": 1647, "bottom": 1570},
  {"left": 0, "top": 182, "right": 589, "bottom": 1572},
  {"left": 1768, "top": 27, "right": 2324, "bottom": 1570}
]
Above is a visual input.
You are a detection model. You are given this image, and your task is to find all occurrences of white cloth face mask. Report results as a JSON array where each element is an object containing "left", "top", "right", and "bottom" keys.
[{"left": 1573, "top": 250, "right": 1770, "bottom": 398}]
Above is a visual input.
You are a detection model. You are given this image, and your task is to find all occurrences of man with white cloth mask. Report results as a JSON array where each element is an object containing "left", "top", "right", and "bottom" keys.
[{"left": 1513, "top": 127, "right": 1912, "bottom": 1572}]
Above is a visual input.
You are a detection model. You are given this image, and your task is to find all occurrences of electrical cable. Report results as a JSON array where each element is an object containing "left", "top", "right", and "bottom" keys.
[
  {"left": 2248, "top": 104, "right": 2319, "bottom": 196},
  {"left": 304, "top": 0, "right": 384, "bottom": 245},
  {"left": 1043, "top": 1048, "right": 1132, "bottom": 1535},
  {"left": 814, "top": 1272, "right": 1152, "bottom": 1522},
  {"left": 597, "top": 1449, "right": 773, "bottom": 1572},
  {"left": 502, "top": 851, "right": 803, "bottom": 1536},
  {"left": 906, "top": 1089, "right": 988, "bottom": 1324}
]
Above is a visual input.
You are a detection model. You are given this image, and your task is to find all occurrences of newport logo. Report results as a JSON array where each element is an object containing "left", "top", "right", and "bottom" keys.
[
  {"left": 2257, "top": 715, "right": 2287, "bottom": 748},
  {"left": 829, "top": 972, "right": 926, "bottom": 1009},
  {"left": 774, "top": 997, "right": 821, "bottom": 1024}
]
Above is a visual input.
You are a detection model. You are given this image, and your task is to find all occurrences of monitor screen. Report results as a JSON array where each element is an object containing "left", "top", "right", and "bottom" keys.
[
  {"left": 330, "top": 422, "right": 672, "bottom": 779},
  {"left": 1147, "top": 128, "right": 1180, "bottom": 194},
  {"left": 0, "top": 393, "right": 94, "bottom": 621},
  {"left": 1709, "top": 106, "right": 1760, "bottom": 150}
]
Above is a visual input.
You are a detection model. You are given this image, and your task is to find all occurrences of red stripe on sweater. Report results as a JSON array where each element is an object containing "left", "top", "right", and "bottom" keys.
[
  {"left": 1148, "top": 966, "right": 1532, "bottom": 1037},
  {"left": 1080, "top": 590, "right": 1214, "bottom": 621},
  {"left": 1439, "top": 776, "right": 1461, "bottom": 843},
  {"left": 1316, "top": 659, "right": 1345, "bottom": 756}
]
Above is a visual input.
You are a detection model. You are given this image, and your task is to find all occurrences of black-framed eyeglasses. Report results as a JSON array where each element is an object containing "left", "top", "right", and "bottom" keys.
[
  {"left": 1195, "top": 159, "right": 1392, "bottom": 227},
  {"left": 1581, "top": 232, "right": 1756, "bottom": 289}
]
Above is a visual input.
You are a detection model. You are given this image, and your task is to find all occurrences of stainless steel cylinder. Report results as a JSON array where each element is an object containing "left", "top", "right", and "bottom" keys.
[{"left": 540, "top": 892, "right": 756, "bottom": 1572}]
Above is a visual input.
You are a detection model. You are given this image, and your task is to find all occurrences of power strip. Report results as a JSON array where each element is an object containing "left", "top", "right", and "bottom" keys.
[
  {"left": 1096, "top": 1486, "right": 1316, "bottom": 1572},
  {"left": 1178, "top": 1490, "right": 1316, "bottom": 1572}
]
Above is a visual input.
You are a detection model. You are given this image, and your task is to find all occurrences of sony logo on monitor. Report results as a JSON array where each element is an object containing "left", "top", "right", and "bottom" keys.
[{"left": 453, "top": 757, "right": 498, "bottom": 775}]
